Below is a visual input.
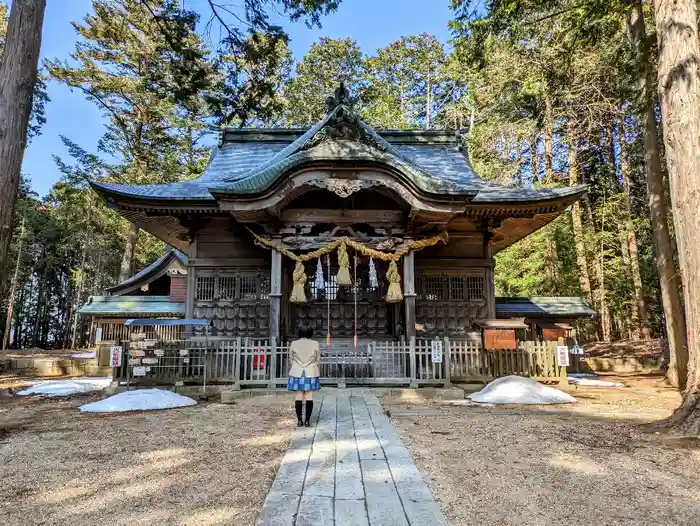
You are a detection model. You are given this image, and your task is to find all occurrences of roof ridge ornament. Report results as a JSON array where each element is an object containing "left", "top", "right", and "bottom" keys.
[{"left": 325, "top": 81, "right": 353, "bottom": 112}]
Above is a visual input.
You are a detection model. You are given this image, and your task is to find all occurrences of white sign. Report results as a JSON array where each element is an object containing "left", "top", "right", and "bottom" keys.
[
  {"left": 431, "top": 340, "right": 443, "bottom": 363},
  {"left": 132, "top": 366, "right": 147, "bottom": 377},
  {"left": 556, "top": 346, "right": 570, "bottom": 367},
  {"left": 95, "top": 328, "right": 103, "bottom": 342},
  {"left": 109, "top": 346, "right": 123, "bottom": 368}
]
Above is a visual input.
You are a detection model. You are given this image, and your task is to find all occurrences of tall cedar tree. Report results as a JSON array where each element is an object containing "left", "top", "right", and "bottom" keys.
[
  {"left": 0, "top": 0, "right": 45, "bottom": 291},
  {"left": 48, "top": 0, "right": 213, "bottom": 282},
  {"left": 451, "top": 0, "right": 688, "bottom": 382},
  {"left": 364, "top": 34, "right": 452, "bottom": 130},
  {"left": 653, "top": 0, "right": 700, "bottom": 433}
]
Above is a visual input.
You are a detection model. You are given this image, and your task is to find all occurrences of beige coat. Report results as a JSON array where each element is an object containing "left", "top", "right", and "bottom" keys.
[{"left": 288, "top": 338, "right": 321, "bottom": 378}]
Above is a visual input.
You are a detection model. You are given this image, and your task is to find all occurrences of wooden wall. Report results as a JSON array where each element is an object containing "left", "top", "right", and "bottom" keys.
[{"left": 188, "top": 218, "right": 271, "bottom": 337}]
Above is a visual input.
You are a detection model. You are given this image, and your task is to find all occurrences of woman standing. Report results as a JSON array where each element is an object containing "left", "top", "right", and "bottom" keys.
[{"left": 287, "top": 325, "right": 321, "bottom": 427}]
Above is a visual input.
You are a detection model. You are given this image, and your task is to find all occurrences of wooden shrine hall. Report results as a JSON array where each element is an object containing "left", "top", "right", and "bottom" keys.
[{"left": 90, "top": 84, "right": 587, "bottom": 347}]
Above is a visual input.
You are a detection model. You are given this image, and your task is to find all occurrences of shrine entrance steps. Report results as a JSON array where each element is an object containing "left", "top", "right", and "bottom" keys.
[{"left": 255, "top": 391, "right": 447, "bottom": 526}]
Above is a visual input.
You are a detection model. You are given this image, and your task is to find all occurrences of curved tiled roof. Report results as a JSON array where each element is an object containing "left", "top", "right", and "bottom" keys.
[{"left": 91, "top": 102, "right": 586, "bottom": 205}]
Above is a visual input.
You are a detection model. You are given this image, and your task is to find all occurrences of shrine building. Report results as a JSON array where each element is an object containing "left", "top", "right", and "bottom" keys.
[{"left": 87, "top": 85, "right": 589, "bottom": 347}]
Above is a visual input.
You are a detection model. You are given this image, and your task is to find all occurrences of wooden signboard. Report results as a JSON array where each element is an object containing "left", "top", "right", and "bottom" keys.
[
  {"left": 542, "top": 327, "right": 567, "bottom": 342},
  {"left": 483, "top": 329, "right": 517, "bottom": 350}
]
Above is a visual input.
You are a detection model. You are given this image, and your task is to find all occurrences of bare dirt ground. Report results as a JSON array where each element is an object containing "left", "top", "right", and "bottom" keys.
[
  {"left": 383, "top": 378, "right": 700, "bottom": 526},
  {"left": 0, "top": 347, "right": 77, "bottom": 359},
  {"left": 0, "top": 391, "right": 295, "bottom": 526},
  {"left": 583, "top": 338, "right": 666, "bottom": 359}
]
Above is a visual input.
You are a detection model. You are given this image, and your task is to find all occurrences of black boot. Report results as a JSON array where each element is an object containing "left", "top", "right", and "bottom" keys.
[
  {"left": 295, "top": 400, "right": 303, "bottom": 426},
  {"left": 304, "top": 400, "right": 314, "bottom": 427}
]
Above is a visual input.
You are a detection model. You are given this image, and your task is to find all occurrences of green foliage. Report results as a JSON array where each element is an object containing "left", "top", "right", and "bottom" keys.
[
  {"left": 363, "top": 34, "right": 451, "bottom": 129},
  {"left": 284, "top": 37, "right": 365, "bottom": 126}
]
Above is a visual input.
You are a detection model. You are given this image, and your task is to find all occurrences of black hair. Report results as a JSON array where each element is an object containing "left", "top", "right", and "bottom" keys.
[{"left": 298, "top": 325, "right": 314, "bottom": 339}]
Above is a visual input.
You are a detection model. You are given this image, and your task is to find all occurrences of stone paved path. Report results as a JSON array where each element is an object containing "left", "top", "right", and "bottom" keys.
[{"left": 256, "top": 391, "right": 448, "bottom": 526}]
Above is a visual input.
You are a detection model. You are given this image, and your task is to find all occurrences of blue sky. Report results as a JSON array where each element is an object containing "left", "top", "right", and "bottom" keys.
[{"left": 21, "top": 0, "right": 455, "bottom": 197}]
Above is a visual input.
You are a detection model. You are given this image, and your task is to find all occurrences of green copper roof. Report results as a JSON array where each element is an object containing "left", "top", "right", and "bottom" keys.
[
  {"left": 89, "top": 86, "right": 587, "bottom": 205},
  {"left": 78, "top": 296, "right": 185, "bottom": 317}
]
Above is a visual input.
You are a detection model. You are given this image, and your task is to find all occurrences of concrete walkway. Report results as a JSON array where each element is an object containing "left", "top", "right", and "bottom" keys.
[{"left": 256, "top": 391, "right": 448, "bottom": 526}]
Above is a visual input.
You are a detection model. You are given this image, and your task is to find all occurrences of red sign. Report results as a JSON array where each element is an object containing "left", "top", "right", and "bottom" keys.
[{"left": 253, "top": 350, "right": 265, "bottom": 370}]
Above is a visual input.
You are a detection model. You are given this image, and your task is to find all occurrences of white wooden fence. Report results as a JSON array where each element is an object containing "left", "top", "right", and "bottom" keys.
[{"left": 117, "top": 337, "right": 564, "bottom": 388}]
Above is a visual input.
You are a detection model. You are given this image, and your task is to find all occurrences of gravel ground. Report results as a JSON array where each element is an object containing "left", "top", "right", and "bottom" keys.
[
  {"left": 0, "top": 392, "right": 295, "bottom": 526},
  {"left": 382, "top": 384, "right": 700, "bottom": 526}
]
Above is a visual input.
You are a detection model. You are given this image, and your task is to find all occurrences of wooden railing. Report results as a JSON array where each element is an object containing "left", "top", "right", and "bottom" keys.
[{"left": 115, "top": 337, "right": 564, "bottom": 388}]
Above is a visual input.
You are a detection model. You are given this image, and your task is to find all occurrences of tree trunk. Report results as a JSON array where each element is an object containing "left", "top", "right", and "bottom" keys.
[
  {"left": 531, "top": 137, "right": 539, "bottom": 181},
  {"left": 543, "top": 97, "right": 554, "bottom": 184},
  {"left": 617, "top": 116, "right": 652, "bottom": 340},
  {"left": 653, "top": 0, "right": 700, "bottom": 431},
  {"left": 425, "top": 73, "right": 431, "bottom": 130},
  {"left": 627, "top": 1, "right": 688, "bottom": 388},
  {"left": 119, "top": 224, "right": 139, "bottom": 283},
  {"left": 568, "top": 139, "right": 593, "bottom": 304},
  {"left": 0, "top": 0, "right": 45, "bottom": 285},
  {"left": 2, "top": 215, "right": 24, "bottom": 350}
]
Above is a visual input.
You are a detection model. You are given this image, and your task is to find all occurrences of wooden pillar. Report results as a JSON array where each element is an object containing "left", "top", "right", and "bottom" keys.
[
  {"left": 403, "top": 250, "right": 416, "bottom": 339},
  {"left": 185, "top": 238, "right": 197, "bottom": 338},
  {"left": 269, "top": 245, "right": 282, "bottom": 342}
]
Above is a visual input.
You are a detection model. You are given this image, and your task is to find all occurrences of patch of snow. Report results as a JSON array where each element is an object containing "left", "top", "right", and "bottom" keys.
[
  {"left": 71, "top": 351, "right": 96, "bottom": 359},
  {"left": 79, "top": 389, "right": 197, "bottom": 413},
  {"left": 17, "top": 377, "right": 112, "bottom": 397},
  {"left": 467, "top": 375, "right": 576, "bottom": 405},
  {"left": 568, "top": 376, "right": 623, "bottom": 387}
]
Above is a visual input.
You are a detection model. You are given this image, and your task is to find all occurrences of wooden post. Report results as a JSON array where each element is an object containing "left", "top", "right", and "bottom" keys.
[
  {"left": 268, "top": 336, "right": 277, "bottom": 388},
  {"left": 443, "top": 335, "right": 452, "bottom": 387},
  {"left": 269, "top": 246, "right": 282, "bottom": 342},
  {"left": 403, "top": 250, "right": 416, "bottom": 339},
  {"left": 185, "top": 239, "right": 197, "bottom": 339},
  {"left": 483, "top": 233, "right": 496, "bottom": 318},
  {"left": 409, "top": 336, "right": 418, "bottom": 388},
  {"left": 232, "top": 336, "right": 242, "bottom": 390}
]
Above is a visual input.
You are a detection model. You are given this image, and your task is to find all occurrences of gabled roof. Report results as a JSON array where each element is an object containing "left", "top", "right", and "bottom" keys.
[
  {"left": 77, "top": 296, "right": 186, "bottom": 317},
  {"left": 496, "top": 297, "right": 596, "bottom": 318},
  {"left": 90, "top": 87, "right": 585, "bottom": 205},
  {"left": 106, "top": 249, "right": 187, "bottom": 296}
]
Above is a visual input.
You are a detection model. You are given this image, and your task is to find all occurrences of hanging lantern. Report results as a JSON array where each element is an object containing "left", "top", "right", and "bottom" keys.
[{"left": 368, "top": 257, "right": 379, "bottom": 290}]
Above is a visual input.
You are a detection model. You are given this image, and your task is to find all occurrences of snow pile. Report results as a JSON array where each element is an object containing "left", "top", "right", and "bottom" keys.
[
  {"left": 568, "top": 376, "right": 623, "bottom": 387},
  {"left": 468, "top": 375, "right": 576, "bottom": 405},
  {"left": 79, "top": 388, "right": 197, "bottom": 413},
  {"left": 71, "top": 351, "right": 96, "bottom": 359},
  {"left": 17, "top": 377, "right": 112, "bottom": 397}
]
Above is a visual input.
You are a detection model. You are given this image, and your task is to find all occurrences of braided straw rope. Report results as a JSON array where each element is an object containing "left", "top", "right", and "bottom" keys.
[{"left": 247, "top": 229, "right": 448, "bottom": 304}]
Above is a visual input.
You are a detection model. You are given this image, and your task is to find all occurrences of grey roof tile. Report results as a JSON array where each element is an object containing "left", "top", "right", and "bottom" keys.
[
  {"left": 90, "top": 107, "right": 586, "bottom": 205},
  {"left": 496, "top": 296, "right": 596, "bottom": 317}
]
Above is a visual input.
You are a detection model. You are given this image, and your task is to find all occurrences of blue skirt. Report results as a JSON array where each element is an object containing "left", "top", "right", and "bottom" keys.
[{"left": 287, "top": 371, "right": 321, "bottom": 391}]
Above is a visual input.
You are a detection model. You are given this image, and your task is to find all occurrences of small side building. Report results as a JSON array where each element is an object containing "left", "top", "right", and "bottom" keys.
[
  {"left": 495, "top": 296, "right": 596, "bottom": 343},
  {"left": 78, "top": 249, "right": 188, "bottom": 345}
]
